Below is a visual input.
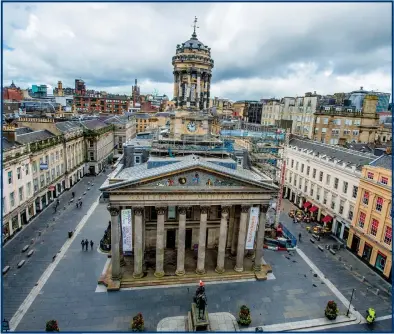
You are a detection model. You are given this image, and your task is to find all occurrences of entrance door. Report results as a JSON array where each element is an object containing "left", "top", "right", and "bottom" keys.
[
  {"left": 20, "top": 211, "right": 27, "bottom": 225},
  {"left": 166, "top": 230, "right": 176, "bottom": 249},
  {"left": 185, "top": 229, "right": 192, "bottom": 249},
  {"left": 351, "top": 235, "right": 360, "bottom": 253}
]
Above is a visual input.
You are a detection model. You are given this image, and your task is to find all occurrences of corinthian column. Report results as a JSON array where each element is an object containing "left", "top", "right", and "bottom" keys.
[
  {"left": 176, "top": 206, "right": 187, "bottom": 276},
  {"left": 154, "top": 207, "right": 167, "bottom": 278},
  {"left": 186, "top": 73, "right": 191, "bottom": 107},
  {"left": 196, "top": 72, "right": 201, "bottom": 109},
  {"left": 254, "top": 204, "right": 269, "bottom": 271},
  {"left": 133, "top": 207, "right": 144, "bottom": 279},
  {"left": 107, "top": 205, "right": 121, "bottom": 280},
  {"left": 234, "top": 205, "right": 250, "bottom": 272},
  {"left": 216, "top": 206, "right": 230, "bottom": 274},
  {"left": 196, "top": 206, "right": 209, "bottom": 275}
]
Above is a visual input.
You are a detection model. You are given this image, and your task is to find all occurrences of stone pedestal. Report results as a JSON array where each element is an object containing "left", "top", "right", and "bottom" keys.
[{"left": 187, "top": 303, "right": 210, "bottom": 332}]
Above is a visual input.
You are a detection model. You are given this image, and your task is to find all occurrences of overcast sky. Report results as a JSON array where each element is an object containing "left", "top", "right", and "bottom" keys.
[{"left": 3, "top": 2, "right": 392, "bottom": 101}]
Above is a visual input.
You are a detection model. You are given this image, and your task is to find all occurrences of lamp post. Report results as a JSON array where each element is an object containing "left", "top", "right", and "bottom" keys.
[{"left": 346, "top": 288, "right": 356, "bottom": 316}]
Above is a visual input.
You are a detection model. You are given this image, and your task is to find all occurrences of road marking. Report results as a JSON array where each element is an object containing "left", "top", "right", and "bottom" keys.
[
  {"left": 375, "top": 314, "right": 392, "bottom": 321},
  {"left": 296, "top": 247, "right": 364, "bottom": 324},
  {"left": 9, "top": 196, "right": 100, "bottom": 331}
]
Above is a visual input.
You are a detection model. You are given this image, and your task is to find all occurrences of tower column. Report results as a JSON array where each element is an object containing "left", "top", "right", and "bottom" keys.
[
  {"left": 197, "top": 71, "right": 201, "bottom": 109},
  {"left": 173, "top": 71, "right": 179, "bottom": 105},
  {"left": 154, "top": 207, "right": 167, "bottom": 278},
  {"left": 196, "top": 206, "right": 209, "bottom": 274},
  {"left": 176, "top": 206, "right": 187, "bottom": 276},
  {"left": 133, "top": 207, "right": 144, "bottom": 279},
  {"left": 215, "top": 206, "right": 230, "bottom": 274},
  {"left": 254, "top": 204, "right": 269, "bottom": 271},
  {"left": 186, "top": 71, "right": 191, "bottom": 108},
  {"left": 107, "top": 206, "right": 121, "bottom": 280},
  {"left": 234, "top": 205, "right": 250, "bottom": 272}
]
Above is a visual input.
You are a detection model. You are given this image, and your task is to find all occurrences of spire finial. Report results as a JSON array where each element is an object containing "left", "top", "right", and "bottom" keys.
[{"left": 191, "top": 16, "right": 199, "bottom": 39}]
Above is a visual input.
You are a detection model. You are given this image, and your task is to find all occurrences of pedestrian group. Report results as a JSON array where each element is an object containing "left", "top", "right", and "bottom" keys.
[{"left": 81, "top": 239, "right": 94, "bottom": 251}]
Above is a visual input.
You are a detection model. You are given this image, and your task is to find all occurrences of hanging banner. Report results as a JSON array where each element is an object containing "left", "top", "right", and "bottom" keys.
[
  {"left": 245, "top": 206, "right": 260, "bottom": 249},
  {"left": 121, "top": 209, "right": 133, "bottom": 254}
]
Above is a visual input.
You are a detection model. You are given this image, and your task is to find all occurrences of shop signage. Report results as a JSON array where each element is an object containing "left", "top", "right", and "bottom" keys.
[
  {"left": 40, "top": 163, "right": 48, "bottom": 170},
  {"left": 121, "top": 209, "right": 132, "bottom": 254},
  {"left": 246, "top": 206, "right": 260, "bottom": 249}
]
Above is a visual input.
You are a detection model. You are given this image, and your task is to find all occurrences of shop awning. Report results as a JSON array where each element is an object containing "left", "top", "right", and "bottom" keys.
[
  {"left": 322, "top": 215, "right": 333, "bottom": 223},
  {"left": 303, "top": 201, "right": 312, "bottom": 209},
  {"left": 309, "top": 206, "right": 318, "bottom": 212}
]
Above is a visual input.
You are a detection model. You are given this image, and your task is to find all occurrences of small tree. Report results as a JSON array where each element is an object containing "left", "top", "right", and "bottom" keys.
[
  {"left": 238, "top": 305, "right": 252, "bottom": 326},
  {"left": 325, "top": 300, "right": 339, "bottom": 320},
  {"left": 45, "top": 320, "right": 59, "bottom": 332},
  {"left": 131, "top": 313, "right": 144, "bottom": 332}
]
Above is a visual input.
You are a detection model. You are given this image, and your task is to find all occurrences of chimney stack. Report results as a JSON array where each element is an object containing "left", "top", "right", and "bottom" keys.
[{"left": 3, "top": 125, "right": 17, "bottom": 142}]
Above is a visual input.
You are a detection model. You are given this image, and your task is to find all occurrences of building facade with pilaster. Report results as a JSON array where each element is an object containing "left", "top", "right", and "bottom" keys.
[
  {"left": 283, "top": 136, "right": 376, "bottom": 241},
  {"left": 172, "top": 19, "right": 214, "bottom": 111},
  {"left": 346, "top": 155, "right": 392, "bottom": 281}
]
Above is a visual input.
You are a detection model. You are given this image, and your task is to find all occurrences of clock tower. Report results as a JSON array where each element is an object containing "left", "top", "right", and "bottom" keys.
[{"left": 169, "top": 111, "right": 213, "bottom": 140}]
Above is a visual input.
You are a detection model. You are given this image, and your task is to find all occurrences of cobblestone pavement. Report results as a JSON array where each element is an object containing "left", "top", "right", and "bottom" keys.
[
  {"left": 280, "top": 200, "right": 392, "bottom": 322},
  {"left": 317, "top": 318, "right": 392, "bottom": 332},
  {"left": 15, "top": 204, "right": 351, "bottom": 331},
  {"left": 2, "top": 172, "right": 109, "bottom": 321}
]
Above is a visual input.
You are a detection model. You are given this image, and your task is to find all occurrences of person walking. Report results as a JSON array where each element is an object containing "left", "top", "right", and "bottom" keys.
[
  {"left": 79, "top": 200, "right": 83, "bottom": 208},
  {"left": 298, "top": 233, "right": 302, "bottom": 242},
  {"left": 72, "top": 192, "right": 75, "bottom": 198},
  {"left": 85, "top": 239, "right": 89, "bottom": 251},
  {"left": 81, "top": 239, "right": 85, "bottom": 251},
  {"left": 90, "top": 240, "right": 94, "bottom": 250}
]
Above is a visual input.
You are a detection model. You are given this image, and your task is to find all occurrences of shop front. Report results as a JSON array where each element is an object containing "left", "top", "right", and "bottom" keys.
[
  {"left": 11, "top": 215, "right": 19, "bottom": 233},
  {"left": 303, "top": 201, "right": 312, "bottom": 212},
  {"left": 308, "top": 205, "right": 319, "bottom": 220},
  {"left": 342, "top": 227, "right": 349, "bottom": 242},
  {"left": 28, "top": 203, "right": 35, "bottom": 220},
  {"left": 375, "top": 251, "right": 387, "bottom": 274},
  {"left": 321, "top": 214, "right": 333, "bottom": 232},
  {"left": 57, "top": 183, "right": 62, "bottom": 195},
  {"left": 362, "top": 242, "right": 373, "bottom": 263}
]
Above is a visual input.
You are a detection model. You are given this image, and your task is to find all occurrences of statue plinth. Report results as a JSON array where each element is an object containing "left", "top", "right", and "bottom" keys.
[{"left": 188, "top": 303, "right": 210, "bottom": 331}]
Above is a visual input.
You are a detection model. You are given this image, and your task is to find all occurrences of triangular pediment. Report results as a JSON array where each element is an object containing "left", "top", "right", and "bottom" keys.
[{"left": 102, "top": 164, "right": 279, "bottom": 193}]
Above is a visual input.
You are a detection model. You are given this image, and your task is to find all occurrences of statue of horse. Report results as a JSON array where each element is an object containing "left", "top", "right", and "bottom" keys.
[{"left": 195, "top": 292, "right": 207, "bottom": 320}]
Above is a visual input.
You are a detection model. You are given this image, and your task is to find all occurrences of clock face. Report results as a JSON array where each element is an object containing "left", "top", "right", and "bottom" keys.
[{"left": 187, "top": 121, "right": 197, "bottom": 132}]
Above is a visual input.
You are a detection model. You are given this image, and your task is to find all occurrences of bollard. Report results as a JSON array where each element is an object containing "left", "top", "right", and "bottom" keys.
[
  {"left": 38, "top": 231, "right": 41, "bottom": 236},
  {"left": 338, "top": 256, "right": 342, "bottom": 261},
  {"left": 349, "top": 265, "right": 352, "bottom": 271},
  {"left": 31, "top": 238, "right": 34, "bottom": 244},
  {"left": 375, "top": 288, "right": 379, "bottom": 295}
]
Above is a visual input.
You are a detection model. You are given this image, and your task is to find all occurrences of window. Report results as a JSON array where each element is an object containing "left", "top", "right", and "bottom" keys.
[
  {"left": 301, "top": 164, "right": 304, "bottom": 173},
  {"left": 375, "top": 197, "right": 383, "bottom": 212},
  {"left": 296, "top": 161, "right": 299, "bottom": 170},
  {"left": 304, "top": 180, "right": 309, "bottom": 193},
  {"left": 334, "top": 178, "right": 339, "bottom": 189},
  {"left": 33, "top": 178, "right": 39, "bottom": 192},
  {"left": 299, "top": 177, "right": 303, "bottom": 190},
  {"left": 353, "top": 130, "right": 359, "bottom": 136},
  {"left": 316, "top": 187, "right": 321, "bottom": 201},
  {"left": 89, "top": 140, "right": 94, "bottom": 148},
  {"left": 89, "top": 152, "right": 94, "bottom": 161},
  {"left": 40, "top": 175, "right": 45, "bottom": 187},
  {"left": 380, "top": 176, "right": 388, "bottom": 185},
  {"left": 370, "top": 219, "right": 379, "bottom": 236},
  {"left": 323, "top": 118, "right": 328, "bottom": 124},
  {"left": 291, "top": 159, "right": 294, "bottom": 168},
  {"left": 358, "top": 212, "right": 366, "bottom": 228},
  {"left": 8, "top": 171, "right": 12, "bottom": 184},
  {"left": 310, "top": 186, "right": 314, "bottom": 196},
  {"left": 348, "top": 206, "right": 354, "bottom": 221},
  {"left": 326, "top": 174, "right": 331, "bottom": 185},
  {"left": 354, "top": 120, "right": 361, "bottom": 126},
  {"left": 56, "top": 166, "right": 60, "bottom": 177},
  {"left": 323, "top": 191, "right": 328, "bottom": 205},
  {"left": 3, "top": 197, "right": 6, "bottom": 214},
  {"left": 363, "top": 191, "right": 369, "bottom": 205},
  {"left": 383, "top": 226, "right": 392, "bottom": 245},
  {"left": 343, "top": 181, "right": 348, "bottom": 194},
  {"left": 25, "top": 164, "right": 29, "bottom": 175},
  {"left": 50, "top": 153, "right": 54, "bottom": 164},
  {"left": 321, "top": 128, "right": 327, "bottom": 133},
  {"left": 167, "top": 206, "right": 176, "bottom": 220},
  {"left": 293, "top": 177, "right": 297, "bottom": 186},
  {"left": 135, "top": 156, "right": 141, "bottom": 164},
  {"left": 27, "top": 182, "right": 32, "bottom": 196},
  {"left": 10, "top": 192, "right": 15, "bottom": 207},
  {"left": 345, "top": 119, "right": 352, "bottom": 126},
  {"left": 343, "top": 129, "right": 351, "bottom": 135},
  {"left": 19, "top": 186, "right": 24, "bottom": 201},
  {"left": 352, "top": 186, "right": 358, "bottom": 198},
  {"left": 306, "top": 166, "right": 310, "bottom": 175},
  {"left": 17, "top": 167, "right": 21, "bottom": 180},
  {"left": 339, "top": 200, "right": 344, "bottom": 215},
  {"left": 331, "top": 196, "right": 336, "bottom": 210},
  {"left": 32, "top": 161, "right": 38, "bottom": 173},
  {"left": 319, "top": 171, "right": 323, "bottom": 182},
  {"left": 289, "top": 173, "right": 292, "bottom": 183},
  {"left": 312, "top": 168, "right": 316, "bottom": 178},
  {"left": 316, "top": 117, "right": 320, "bottom": 123},
  {"left": 51, "top": 168, "right": 55, "bottom": 180},
  {"left": 367, "top": 172, "right": 374, "bottom": 180}
]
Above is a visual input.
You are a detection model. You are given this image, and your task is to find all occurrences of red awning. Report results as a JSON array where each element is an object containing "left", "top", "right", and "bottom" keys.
[
  {"left": 322, "top": 215, "right": 333, "bottom": 223},
  {"left": 309, "top": 206, "right": 318, "bottom": 212},
  {"left": 303, "top": 201, "right": 312, "bottom": 209}
]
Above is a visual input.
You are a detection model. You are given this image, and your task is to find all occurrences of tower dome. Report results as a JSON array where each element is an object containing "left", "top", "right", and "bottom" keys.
[{"left": 172, "top": 17, "right": 214, "bottom": 111}]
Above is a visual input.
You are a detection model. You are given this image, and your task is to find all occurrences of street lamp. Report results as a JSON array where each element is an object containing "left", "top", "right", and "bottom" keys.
[{"left": 346, "top": 288, "right": 356, "bottom": 316}]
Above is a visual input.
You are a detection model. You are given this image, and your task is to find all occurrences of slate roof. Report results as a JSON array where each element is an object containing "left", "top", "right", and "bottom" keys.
[
  {"left": 16, "top": 130, "right": 56, "bottom": 144},
  {"left": 2, "top": 137, "right": 22, "bottom": 150},
  {"left": 102, "top": 115, "right": 130, "bottom": 125},
  {"left": 56, "top": 121, "right": 82, "bottom": 133},
  {"left": 80, "top": 119, "right": 109, "bottom": 130},
  {"left": 289, "top": 137, "right": 376, "bottom": 168},
  {"left": 134, "top": 113, "right": 151, "bottom": 119},
  {"left": 101, "top": 154, "right": 277, "bottom": 191},
  {"left": 369, "top": 155, "right": 392, "bottom": 170},
  {"left": 15, "top": 127, "right": 33, "bottom": 135}
]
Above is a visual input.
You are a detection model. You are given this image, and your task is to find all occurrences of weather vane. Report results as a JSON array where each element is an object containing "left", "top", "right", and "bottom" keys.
[{"left": 192, "top": 16, "right": 199, "bottom": 37}]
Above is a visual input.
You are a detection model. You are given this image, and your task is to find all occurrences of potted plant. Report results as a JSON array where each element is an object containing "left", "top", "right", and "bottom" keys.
[
  {"left": 325, "top": 300, "right": 339, "bottom": 320},
  {"left": 238, "top": 305, "right": 252, "bottom": 326},
  {"left": 130, "top": 313, "right": 144, "bottom": 332},
  {"left": 45, "top": 320, "right": 59, "bottom": 332}
]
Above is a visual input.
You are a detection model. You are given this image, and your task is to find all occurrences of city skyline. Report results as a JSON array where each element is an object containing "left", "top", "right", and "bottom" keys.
[{"left": 3, "top": 2, "right": 392, "bottom": 100}]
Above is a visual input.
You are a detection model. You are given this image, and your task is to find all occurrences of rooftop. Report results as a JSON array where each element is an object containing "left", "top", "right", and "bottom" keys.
[
  {"left": 16, "top": 129, "right": 56, "bottom": 144},
  {"left": 369, "top": 154, "right": 392, "bottom": 170},
  {"left": 289, "top": 137, "right": 376, "bottom": 169}
]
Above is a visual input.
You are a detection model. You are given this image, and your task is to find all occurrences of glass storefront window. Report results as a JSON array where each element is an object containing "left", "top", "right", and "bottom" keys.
[{"left": 375, "top": 253, "right": 386, "bottom": 272}]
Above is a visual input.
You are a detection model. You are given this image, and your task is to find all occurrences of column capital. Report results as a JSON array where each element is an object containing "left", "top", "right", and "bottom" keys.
[
  {"left": 241, "top": 205, "right": 251, "bottom": 213},
  {"left": 178, "top": 206, "right": 189, "bottom": 215},
  {"left": 134, "top": 207, "right": 144, "bottom": 216},
  {"left": 107, "top": 205, "right": 120, "bottom": 217},
  {"left": 260, "top": 204, "right": 269, "bottom": 213},
  {"left": 155, "top": 206, "right": 167, "bottom": 215},
  {"left": 221, "top": 206, "right": 231, "bottom": 215},
  {"left": 200, "top": 206, "right": 210, "bottom": 214}
]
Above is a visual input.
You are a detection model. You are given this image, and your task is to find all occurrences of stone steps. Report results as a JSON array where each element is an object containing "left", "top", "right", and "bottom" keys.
[{"left": 120, "top": 272, "right": 256, "bottom": 288}]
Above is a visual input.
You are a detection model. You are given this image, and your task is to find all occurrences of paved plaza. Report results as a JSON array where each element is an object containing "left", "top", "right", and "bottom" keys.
[{"left": 3, "top": 194, "right": 392, "bottom": 332}]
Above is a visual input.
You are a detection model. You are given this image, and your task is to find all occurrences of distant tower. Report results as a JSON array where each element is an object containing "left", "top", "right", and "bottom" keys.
[
  {"left": 132, "top": 79, "right": 140, "bottom": 106},
  {"left": 172, "top": 17, "right": 214, "bottom": 111},
  {"left": 57, "top": 81, "right": 64, "bottom": 97}
]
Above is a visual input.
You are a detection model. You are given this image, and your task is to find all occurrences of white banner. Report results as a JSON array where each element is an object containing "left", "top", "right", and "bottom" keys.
[
  {"left": 121, "top": 209, "right": 133, "bottom": 253},
  {"left": 245, "top": 206, "right": 260, "bottom": 250}
]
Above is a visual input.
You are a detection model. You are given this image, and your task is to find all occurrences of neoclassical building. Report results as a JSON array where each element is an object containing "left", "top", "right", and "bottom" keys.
[
  {"left": 172, "top": 17, "right": 214, "bottom": 110},
  {"left": 100, "top": 112, "right": 278, "bottom": 288}
]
